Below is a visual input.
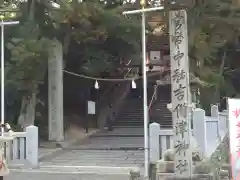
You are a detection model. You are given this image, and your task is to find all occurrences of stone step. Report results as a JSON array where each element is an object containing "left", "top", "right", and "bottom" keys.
[
  {"left": 113, "top": 125, "right": 144, "bottom": 127},
  {"left": 221, "top": 164, "right": 230, "bottom": 171},
  {"left": 219, "top": 169, "right": 229, "bottom": 177},
  {"left": 114, "top": 123, "right": 144, "bottom": 126},
  {"left": 156, "top": 173, "right": 213, "bottom": 180},
  {"left": 114, "top": 122, "right": 144, "bottom": 124},
  {"left": 9, "top": 165, "right": 141, "bottom": 177},
  {"left": 115, "top": 97, "right": 171, "bottom": 127},
  {"left": 118, "top": 114, "right": 143, "bottom": 116},
  {"left": 6, "top": 168, "right": 141, "bottom": 180}
]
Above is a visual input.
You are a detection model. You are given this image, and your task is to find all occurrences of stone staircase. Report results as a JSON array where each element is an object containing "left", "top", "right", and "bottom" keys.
[
  {"left": 114, "top": 98, "right": 172, "bottom": 128},
  {"left": 114, "top": 99, "right": 144, "bottom": 127},
  {"left": 150, "top": 99, "right": 172, "bottom": 128},
  {"left": 113, "top": 86, "right": 172, "bottom": 128}
]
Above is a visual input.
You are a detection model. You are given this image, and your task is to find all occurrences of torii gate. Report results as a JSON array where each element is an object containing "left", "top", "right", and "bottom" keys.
[{"left": 123, "top": 1, "right": 193, "bottom": 179}]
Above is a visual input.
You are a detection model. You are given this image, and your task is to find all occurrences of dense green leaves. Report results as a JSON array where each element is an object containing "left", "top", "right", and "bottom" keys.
[
  {"left": 186, "top": 0, "right": 240, "bottom": 104},
  {"left": 6, "top": 37, "right": 49, "bottom": 93}
]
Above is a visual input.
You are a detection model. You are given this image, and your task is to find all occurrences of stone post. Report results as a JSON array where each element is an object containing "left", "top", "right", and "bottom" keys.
[
  {"left": 192, "top": 108, "right": 207, "bottom": 156},
  {"left": 149, "top": 122, "right": 161, "bottom": 163},
  {"left": 211, "top": 105, "right": 221, "bottom": 141},
  {"left": 26, "top": 125, "right": 39, "bottom": 167},
  {"left": 211, "top": 105, "right": 219, "bottom": 118}
]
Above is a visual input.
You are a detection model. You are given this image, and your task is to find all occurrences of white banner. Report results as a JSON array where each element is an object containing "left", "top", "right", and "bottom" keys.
[{"left": 228, "top": 98, "right": 240, "bottom": 179}]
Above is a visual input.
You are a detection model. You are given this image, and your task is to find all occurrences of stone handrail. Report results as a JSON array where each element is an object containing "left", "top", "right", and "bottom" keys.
[
  {"left": 96, "top": 68, "right": 133, "bottom": 110},
  {"left": 5, "top": 126, "right": 38, "bottom": 168},
  {"left": 97, "top": 82, "right": 131, "bottom": 128},
  {"left": 148, "top": 85, "right": 159, "bottom": 118},
  {"left": 96, "top": 83, "right": 117, "bottom": 109}
]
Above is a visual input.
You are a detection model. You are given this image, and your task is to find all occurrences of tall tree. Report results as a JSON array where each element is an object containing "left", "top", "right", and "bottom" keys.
[{"left": 1, "top": 0, "right": 142, "bottom": 128}]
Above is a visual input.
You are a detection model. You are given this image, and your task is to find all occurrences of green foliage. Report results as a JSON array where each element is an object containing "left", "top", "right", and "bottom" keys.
[
  {"left": 6, "top": 32, "right": 50, "bottom": 95},
  {"left": 1, "top": 0, "right": 141, "bottom": 90},
  {"left": 185, "top": 0, "right": 240, "bottom": 105},
  {"left": 45, "top": 0, "right": 141, "bottom": 74},
  {"left": 0, "top": 0, "right": 142, "bottom": 127}
]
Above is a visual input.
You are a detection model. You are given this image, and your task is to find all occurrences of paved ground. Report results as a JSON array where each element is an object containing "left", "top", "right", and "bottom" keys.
[
  {"left": 39, "top": 148, "right": 61, "bottom": 158},
  {"left": 91, "top": 128, "right": 144, "bottom": 137},
  {"left": 72, "top": 127, "right": 144, "bottom": 149},
  {"left": 6, "top": 165, "right": 140, "bottom": 180},
  {"left": 5, "top": 170, "right": 132, "bottom": 180},
  {"left": 40, "top": 128, "right": 144, "bottom": 168},
  {"left": 69, "top": 136, "right": 144, "bottom": 150},
  {"left": 5, "top": 173, "right": 130, "bottom": 180},
  {"left": 40, "top": 149, "right": 144, "bottom": 167},
  {"left": 8, "top": 128, "right": 145, "bottom": 180}
]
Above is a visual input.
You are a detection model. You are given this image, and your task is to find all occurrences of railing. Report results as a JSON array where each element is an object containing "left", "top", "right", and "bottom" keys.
[
  {"left": 149, "top": 105, "right": 229, "bottom": 163},
  {"left": 158, "top": 129, "right": 174, "bottom": 158},
  {"left": 96, "top": 66, "right": 135, "bottom": 128},
  {"left": 96, "top": 83, "right": 117, "bottom": 109},
  {"left": 148, "top": 85, "right": 158, "bottom": 111},
  {"left": 193, "top": 105, "right": 228, "bottom": 157},
  {"left": 4, "top": 125, "right": 38, "bottom": 167},
  {"left": 5, "top": 132, "right": 27, "bottom": 164},
  {"left": 219, "top": 110, "right": 229, "bottom": 138},
  {"left": 149, "top": 124, "right": 173, "bottom": 162},
  {"left": 97, "top": 82, "right": 131, "bottom": 128},
  {"left": 96, "top": 67, "right": 134, "bottom": 127},
  {"left": 148, "top": 85, "right": 159, "bottom": 120}
]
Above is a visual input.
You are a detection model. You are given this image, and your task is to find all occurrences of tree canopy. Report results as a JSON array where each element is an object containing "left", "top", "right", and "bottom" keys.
[
  {"left": 0, "top": 0, "right": 143, "bottom": 124},
  {"left": 2, "top": 0, "right": 240, "bottom": 119},
  {"left": 1, "top": 0, "right": 142, "bottom": 95}
]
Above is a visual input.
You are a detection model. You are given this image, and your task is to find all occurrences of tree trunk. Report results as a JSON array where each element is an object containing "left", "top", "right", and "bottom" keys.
[
  {"left": 48, "top": 39, "right": 64, "bottom": 142},
  {"left": 18, "top": 93, "right": 36, "bottom": 129},
  {"left": 214, "top": 50, "right": 227, "bottom": 102}
]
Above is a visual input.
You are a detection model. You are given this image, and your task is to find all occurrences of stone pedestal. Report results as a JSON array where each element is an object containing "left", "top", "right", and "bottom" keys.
[
  {"left": 156, "top": 173, "right": 213, "bottom": 180},
  {"left": 154, "top": 145, "right": 230, "bottom": 180}
]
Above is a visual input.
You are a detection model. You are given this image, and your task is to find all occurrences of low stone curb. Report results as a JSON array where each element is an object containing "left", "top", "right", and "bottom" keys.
[
  {"left": 9, "top": 165, "right": 141, "bottom": 180},
  {"left": 38, "top": 148, "right": 64, "bottom": 162},
  {"left": 156, "top": 173, "right": 213, "bottom": 180},
  {"left": 64, "top": 147, "right": 144, "bottom": 151},
  {"left": 38, "top": 148, "right": 63, "bottom": 161}
]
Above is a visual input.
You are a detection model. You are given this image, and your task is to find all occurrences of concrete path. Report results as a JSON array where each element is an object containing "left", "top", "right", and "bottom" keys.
[
  {"left": 5, "top": 172, "right": 131, "bottom": 180},
  {"left": 91, "top": 127, "right": 144, "bottom": 137},
  {"left": 40, "top": 128, "right": 144, "bottom": 168},
  {"left": 69, "top": 136, "right": 144, "bottom": 150},
  {"left": 68, "top": 127, "right": 144, "bottom": 150},
  {"left": 8, "top": 128, "right": 145, "bottom": 180},
  {"left": 40, "top": 149, "right": 144, "bottom": 167},
  {"left": 6, "top": 166, "right": 140, "bottom": 180}
]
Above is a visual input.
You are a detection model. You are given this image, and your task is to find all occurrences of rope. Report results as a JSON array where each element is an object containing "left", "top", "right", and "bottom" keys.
[
  {"left": 148, "top": 84, "right": 159, "bottom": 111},
  {"left": 63, "top": 69, "right": 161, "bottom": 81}
]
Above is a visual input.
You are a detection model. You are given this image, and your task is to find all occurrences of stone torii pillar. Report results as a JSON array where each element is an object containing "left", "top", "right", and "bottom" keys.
[{"left": 48, "top": 39, "right": 64, "bottom": 142}]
